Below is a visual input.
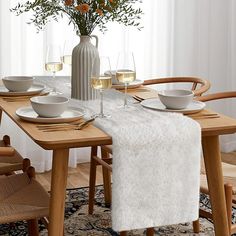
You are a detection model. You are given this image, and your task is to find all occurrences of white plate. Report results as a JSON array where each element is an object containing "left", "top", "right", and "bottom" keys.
[
  {"left": 141, "top": 98, "right": 206, "bottom": 114},
  {"left": 0, "top": 83, "right": 46, "bottom": 96},
  {"left": 16, "top": 106, "right": 84, "bottom": 123},
  {"left": 112, "top": 80, "right": 143, "bottom": 90}
]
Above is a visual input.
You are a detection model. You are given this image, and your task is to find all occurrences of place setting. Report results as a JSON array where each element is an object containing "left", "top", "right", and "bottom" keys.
[
  {"left": 0, "top": 76, "right": 46, "bottom": 96},
  {"left": 138, "top": 89, "right": 220, "bottom": 118},
  {"left": 15, "top": 95, "right": 85, "bottom": 127},
  {"left": 0, "top": 76, "right": 51, "bottom": 103}
]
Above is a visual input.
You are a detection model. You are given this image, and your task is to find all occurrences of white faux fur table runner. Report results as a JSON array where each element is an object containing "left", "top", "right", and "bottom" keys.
[
  {"left": 70, "top": 90, "right": 201, "bottom": 232},
  {"left": 33, "top": 78, "right": 201, "bottom": 231}
]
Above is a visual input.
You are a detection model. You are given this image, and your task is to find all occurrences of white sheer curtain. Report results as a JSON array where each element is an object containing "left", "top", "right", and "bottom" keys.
[
  {"left": 0, "top": 0, "right": 236, "bottom": 172},
  {"left": 169, "top": 0, "right": 236, "bottom": 152}
]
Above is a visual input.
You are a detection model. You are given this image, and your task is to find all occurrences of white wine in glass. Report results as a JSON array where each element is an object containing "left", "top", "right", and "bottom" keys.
[
  {"left": 116, "top": 52, "right": 136, "bottom": 108},
  {"left": 62, "top": 55, "right": 72, "bottom": 65},
  {"left": 45, "top": 45, "right": 63, "bottom": 94},
  {"left": 90, "top": 56, "right": 112, "bottom": 118},
  {"left": 63, "top": 39, "right": 77, "bottom": 66},
  {"left": 45, "top": 62, "right": 63, "bottom": 73},
  {"left": 91, "top": 76, "right": 112, "bottom": 90},
  {"left": 63, "top": 40, "right": 77, "bottom": 87},
  {"left": 116, "top": 69, "right": 136, "bottom": 83}
]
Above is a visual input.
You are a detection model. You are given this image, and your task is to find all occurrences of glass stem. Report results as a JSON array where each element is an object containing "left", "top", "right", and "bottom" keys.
[
  {"left": 100, "top": 89, "right": 104, "bottom": 117},
  {"left": 52, "top": 72, "right": 56, "bottom": 93},
  {"left": 124, "top": 82, "right": 128, "bottom": 108}
]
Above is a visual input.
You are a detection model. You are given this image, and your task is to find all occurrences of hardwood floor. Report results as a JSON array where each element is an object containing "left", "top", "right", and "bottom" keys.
[
  {"left": 36, "top": 152, "right": 235, "bottom": 192},
  {"left": 36, "top": 162, "right": 104, "bottom": 191}
]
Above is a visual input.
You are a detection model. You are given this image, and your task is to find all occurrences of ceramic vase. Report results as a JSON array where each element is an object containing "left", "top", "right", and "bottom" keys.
[{"left": 71, "top": 35, "right": 99, "bottom": 100}]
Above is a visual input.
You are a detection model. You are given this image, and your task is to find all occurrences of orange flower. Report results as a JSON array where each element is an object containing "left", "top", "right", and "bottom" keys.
[
  {"left": 64, "top": 0, "right": 73, "bottom": 6},
  {"left": 109, "top": 0, "right": 113, "bottom": 3},
  {"left": 76, "top": 3, "right": 90, "bottom": 14},
  {"left": 96, "top": 8, "right": 103, "bottom": 16}
]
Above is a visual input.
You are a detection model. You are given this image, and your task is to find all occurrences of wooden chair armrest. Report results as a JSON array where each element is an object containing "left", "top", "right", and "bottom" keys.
[
  {"left": 0, "top": 163, "right": 23, "bottom": 175},
  {"left": 196, "top": 91, "right": 236, "bottom": 102},
  {"left": 143, "top": 77, "right": 211, "bottom": 96},
  {"left": 0, "top": 147, "right": 15, "bottom": 156}
]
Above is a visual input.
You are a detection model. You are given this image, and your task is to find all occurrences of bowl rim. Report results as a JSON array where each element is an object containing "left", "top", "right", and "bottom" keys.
[
  {"left": 2, "top": 76, "right": 35, "bottom": 82},
  {"left": 30, "top": 96, "right": 69, "bottom": 105},
  {"left": 158, "top": 89, "right": 194, "bottom": 97}
]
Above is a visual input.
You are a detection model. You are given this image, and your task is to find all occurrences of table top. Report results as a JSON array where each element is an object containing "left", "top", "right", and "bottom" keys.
[
  {"left": 0, "top": 99, "right": 112, "bottom": 150},
  {"left": 128, "top": 86, "right": 236, "bottom": 137},
  {"left": 191, "top": 109, "right": 236, "bottom": 136},
  {"left": 1, "top": 90, "right": 236, "bottom": 150}
]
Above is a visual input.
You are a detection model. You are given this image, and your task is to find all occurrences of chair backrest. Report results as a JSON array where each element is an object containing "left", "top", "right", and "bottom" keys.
[
  {"left": 196, "top": 91, "right": 236, "bottom": 102},
  {"left": 143, "top": 77, "right": 211, "bottom": 97},
  {"left": 0, "top": 141, "right": 30, "bottom": 174}
]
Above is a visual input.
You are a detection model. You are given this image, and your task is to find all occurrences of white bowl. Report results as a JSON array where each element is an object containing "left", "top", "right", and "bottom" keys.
[
  {"left": 2, "top": 76, "right": 34, "bottom": 92},
  {"left": 30, "top": 96, "right": 69, "bottom": 118},
  {"left": 158, "top": 89, "right": 194, "bottom": 110}
]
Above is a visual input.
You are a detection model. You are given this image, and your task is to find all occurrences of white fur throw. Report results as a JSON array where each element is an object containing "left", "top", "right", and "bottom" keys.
[{"left": 72, "top": 90, "right": 201, "bottom": 232}]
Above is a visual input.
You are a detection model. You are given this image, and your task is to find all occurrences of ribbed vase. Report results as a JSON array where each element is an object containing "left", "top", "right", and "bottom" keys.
[{"left": 71, "top": 35, "right": 99, "bottom": 100}]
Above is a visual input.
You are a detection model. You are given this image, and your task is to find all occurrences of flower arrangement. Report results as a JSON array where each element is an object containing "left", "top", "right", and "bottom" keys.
[{"left": 11, "top": 0, "right": 143, "bottom": 36}]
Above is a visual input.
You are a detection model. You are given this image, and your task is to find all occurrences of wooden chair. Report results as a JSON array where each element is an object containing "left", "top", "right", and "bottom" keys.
[
  {"left": 192, "top": 91, "right": 236, "bottom": 235},
  {"left": 0, "top": 135, "right": 30, "bottom": 174},
  {"left": 143, "top": 76, "right": 211, "bottom": 96},
  {"left": 88, "top": 77, "right": 210, "bottom": 235},
  {"left": 0, "top": 140, "right": 50, "bottom": 235}
]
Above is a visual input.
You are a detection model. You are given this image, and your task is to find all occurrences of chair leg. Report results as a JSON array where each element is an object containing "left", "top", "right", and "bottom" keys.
[
  {"left": 120, "top": 231, "right": 127, "bottom": 236},
  {"left": 40, "top": 217, "right": 49, "bottom": 229},
  {"left": 88, "top": 146, "right": 98, "bottom": 214},
  {"left": 146, "top": 227, "right": 154, "bottom": 236},
  {"left": 224, "top": 183, "right": 233, "bottom": 235},
  {"left": 193, "top": 219, "right": 200, "bottom": 233},
  {"left": 101, "top": 147, "right": 112, "bottom": 207},
  {"left": 22, "top": 158, "right": 31, "bottom": 172},
  {"left": 27, "top": 219, "right": 39, "bottom": 236},
  {"left": 27, "top": 166, "right": 36, "bottom": 179},
  {"left": 0, "top": 109, "right": 2, "bottom": 125}
]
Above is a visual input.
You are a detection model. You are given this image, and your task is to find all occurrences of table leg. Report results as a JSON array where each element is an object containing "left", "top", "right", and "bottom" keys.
[
  {"left": 202, "top": 136, "right": 230, "bottom": 236},
  {"left": 101, "top": 147, "right": 112, "bottom": 207},
  {"left": 0, "top": 109, "right": 2, "bottom": 124},
  {"left": 48, "top": 149, "right": 69, "bottom": 236}
]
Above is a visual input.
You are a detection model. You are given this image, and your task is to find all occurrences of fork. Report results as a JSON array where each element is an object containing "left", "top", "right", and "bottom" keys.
[
  {"left": 132, "top": 95, "right": 143, "bottom": 102},
  {"left": 40, "top": 118, "right": 95, "bottom": 132},
  {"left": 188, "top": 114, "right": 220, "bottom": 119},
  {"left": 36, "top": 119, "right": 83, "bottom": 129}
]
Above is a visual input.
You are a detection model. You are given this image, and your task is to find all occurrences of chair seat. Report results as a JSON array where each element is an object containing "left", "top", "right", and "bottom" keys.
[
  {"left": 0, "top": 172, "right": 49, "bottom": 224},
  {"left": 201, "top": 162, "right": 236, "bottom": 195}
]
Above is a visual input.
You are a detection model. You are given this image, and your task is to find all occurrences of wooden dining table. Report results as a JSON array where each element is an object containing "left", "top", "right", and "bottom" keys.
[{"left": 0, "top": 88, "right": 235, "bottom": 236}]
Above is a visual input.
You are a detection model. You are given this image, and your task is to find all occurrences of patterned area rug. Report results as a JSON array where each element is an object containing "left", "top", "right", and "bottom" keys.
[{"left": 0, "top": 186, "right": 227, "bottom": 235}]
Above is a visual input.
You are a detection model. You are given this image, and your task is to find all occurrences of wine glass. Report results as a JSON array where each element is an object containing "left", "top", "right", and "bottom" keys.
[
  {"left": 90, "top": 56, "right": 112, "bottom": 118},
  {"left": 63, "top": 40, "right": 76, "bottom": 87},
  {"left": 45, "top": 44, "right": 63, "bottom": 94},
  {"left": 62, "top": 41, "right": 72, "bottom": 66},
  {"left": 116, "top": 51, "right": 136, "bottom": 108}
]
